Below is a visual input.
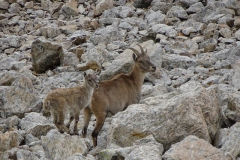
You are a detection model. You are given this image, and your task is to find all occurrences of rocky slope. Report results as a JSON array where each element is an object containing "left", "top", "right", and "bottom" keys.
[{"left": 1, "top": 0, "right": 240, "bottom": 159}]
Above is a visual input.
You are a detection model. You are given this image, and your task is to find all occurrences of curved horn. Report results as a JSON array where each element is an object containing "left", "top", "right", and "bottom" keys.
[
  {"left": 129, "top": 48, "right": 141, "bottom": 56},
  {"left": 137, "top": 44, "right": 145, "bottom": 55}
]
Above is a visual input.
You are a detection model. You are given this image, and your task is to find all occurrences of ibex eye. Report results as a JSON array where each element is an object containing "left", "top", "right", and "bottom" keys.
[{"left": 139, "top": 60, "right": 142, "bottom": 63}]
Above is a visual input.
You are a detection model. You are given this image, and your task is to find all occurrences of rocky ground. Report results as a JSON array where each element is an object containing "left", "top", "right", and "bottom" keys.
[{"left": 1, "top": 0, "right": 240, "bottom": 159}]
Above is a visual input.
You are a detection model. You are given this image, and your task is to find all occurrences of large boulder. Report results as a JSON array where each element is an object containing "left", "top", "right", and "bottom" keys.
[
  {"left": 162, "top": 135, "right": 230, "bottom": 160},
  {"left": 41, "top": 130, "right": 87, "bottom": 160},
  {"left": 107, "top": 81, "right": 220, "bottom": 150},
  {"left": 3, "top": 77, "right": 41, "bottom": 118},
  {"left": 31, "top": 38, "right": 64, "bottom": 74},
  {"left": 19, "top": 112, "right": 55, "bottom": 138}
]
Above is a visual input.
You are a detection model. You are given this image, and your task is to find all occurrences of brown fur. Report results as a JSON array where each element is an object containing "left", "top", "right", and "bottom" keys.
[
  {"left": 82, "top": 45, "right": 156, "bottom": 147},
  {"left": 43, "top": 72, "right": 99, "bottom": 135}
]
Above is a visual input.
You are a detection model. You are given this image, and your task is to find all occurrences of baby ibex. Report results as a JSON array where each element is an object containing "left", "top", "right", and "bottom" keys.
[
  {"left": 82, "top": 44, "right": 156, "bottom": 147},
  {"left": 43, "top": 71, "right": 99, "bottom": 135}
]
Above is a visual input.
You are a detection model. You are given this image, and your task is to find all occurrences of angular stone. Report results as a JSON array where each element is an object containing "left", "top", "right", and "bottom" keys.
[
  {"left": 146, "top": 10, "right": 166, "bottom": 25},
  {"left": 200, "top": 38, "right": 218, "bottom": 52},
  {"left": 3, "top": 77, "right": 41, "bottom": 118},
  {"left": 98, "top": 135, "right": 163, "bottom": 160},
  {"left": 0, "top": 131, "right": 23, "bottom": 152},
  {"left": 232, "top": 59, "right": 240, "bottom": 91},
  {"left": 186, "top": 2, "right": 204, "bottom": 14},
  {"left": 39, "top": 26, "right": 61, "bottom": 39},
  {"left": 19, "top": 112, "right": 55, "bottom": 138},
  {"left": 107, "top": 81, "right": 220, "bottom": 150},
  {"left": 94, "top": 0, "right": 114, "bottom": 16},
  {"left": 0, "top": 0, "right": 9, "bottom": 10},
  {"left": 61, "top": 0, "right": 79, "bottom": 18},
  {"left": 31, "top": 38, "right": 64, "bottom": 73},
  {"left": 167, "top": 6, "right": 188, "bottom": 20},
  {"left": 162, "top": 135, "right": 229, "bottom": 160},
  {"left": 90, "top": 26, "right": 126, "bottom": 45},
  {"left": 41, "top": 130, "right": 87, "bottom": 160}
]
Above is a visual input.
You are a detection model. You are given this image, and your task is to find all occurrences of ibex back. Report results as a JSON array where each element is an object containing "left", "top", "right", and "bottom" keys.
[{"left": 82, "top": 44, "right": 156, "bottom": 147}]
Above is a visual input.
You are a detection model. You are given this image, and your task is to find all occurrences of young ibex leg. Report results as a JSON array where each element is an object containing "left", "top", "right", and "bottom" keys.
[
  {"left": 73, "top": 111, "right": 80, "bottom": 135},
  {"left": 58, "top": 111, "right": 70, "bottom": 134},
  {"left": 53, "top": 112, "right": 62, "bottom": 133},
  {"left": 92, "top": 113, "right": 106, "bottom": 147},
  {"left": 66, "top": 113, "right": 74, "bottom": 129},
  {"left": 82, "top": 107, "right": 92, "bottom": 138}
]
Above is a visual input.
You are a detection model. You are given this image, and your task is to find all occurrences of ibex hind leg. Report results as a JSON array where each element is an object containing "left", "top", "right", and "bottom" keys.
[
  {"left": 82, "top": 106, "right": 92, "bottom": 138},
  {"left": 92, "top": 113, "right": 106, "bottom": 148}
]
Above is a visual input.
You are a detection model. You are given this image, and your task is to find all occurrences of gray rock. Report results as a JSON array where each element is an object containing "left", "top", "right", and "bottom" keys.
[
  {"left": 30, "top": 38, "right": 64, "bottom": 73},
  {"left": 67, "top": 30, "right": 90, "bottom": 45},
  {"left": 0, "top": 131, "right": 23, "bottom": 152},
  {"left": 234, "top": 29, "right": 240, "bottom": 40},
  {"left": 178, "top": 0, "right": 199, "bottom": 7},
  {"left": 167, "top": 6, "right": 188, "bottom": 20},
  {"left": 39, "top": 25, "right": 61, "bottom": 39},
  {"left": 5, "top": 115, "right": 20, "bottom": 130},
  {"left": 148, "top": 24, "right": 177, "bottom": 38},
  {"left": 186, "top": 2, "right": 204, "bottom": 14},
  {"left": 162, "top": 54, "right": 198, "bottom": 70},
  {"left": 150, "top": 0, "right": 173, "bottom": 13},
  {"left": 232, "top": 59, "right": 240, "bottom": 91},
  {"left": 41, "top": 0, "right": 52, "bottom": 11},
  {"left": 0, "top": 0, "right": 9, "bottom": 10},
  {"left": 98, "top": 135, "right": 163, "bottom": 160},
  {"left": 200, "top": 38, "right": 218, "bottom": 52},
  {"left": 103, "top": 6, "right": 135, "bottom": 18},
  {"left": 19, "top": 112, "right": 55, "bottom": 138},
  {"left": 61, "top": 0, "right": 79, "bottom": 18},
  {"left": 219, "top": 27, "right": 232, "bottom": 38},
  {"left": 162, "top": 135, "right": 229, "bottom": 160},
  {"left": 90, "top": 26, "right": 127, "bottom": 45},
  {"left": 95, "top": 0, "right": 114, "bottom": 15},
  {"left": 41, "top": 129, "right": 87, "bottom": 160},
  {"left": 8, "top": 3, "right": 21, "bottom": 14},
  {"left": 217, "top": 123, "right": 240, "bottom": 158},
  {"left": 146, "top": 10, "right": 166, "bottom": 25},
  {"left": 25, "top": 134, "right": 39, "bottom": 145},
  {"left": 3, "top": 77, "right": 41, "bottom": 118},
  {"left": 182, "top": 27, "right": 197, "bottom": 36},
  {"left": 16, "top": 149, "right": 42, "bottom": 160},
  {"left": 107, "top": 81, "right": 220, "bottom": 150},
  {"left": 119, "top": 21, "right": 133, "bottom": 31},
  {"left": 178, "top": 19, "right": 204, "bottom": 32}
]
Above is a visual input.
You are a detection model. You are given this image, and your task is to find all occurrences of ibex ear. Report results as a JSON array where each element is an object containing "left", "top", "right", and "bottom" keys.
[
  {"left": 84, "top": 72, "right": 87, "bottom": 78},
  {"left": 132, "top": 53, "right": 137, "bottom": 62}
]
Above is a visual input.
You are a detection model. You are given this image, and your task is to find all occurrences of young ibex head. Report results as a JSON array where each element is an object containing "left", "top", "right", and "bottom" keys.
[
  {"left": 129, "top": 44, "right": 156, "bottom": 73},
  {"left": 84, "top": 71, "right": 99, "bottom": 89}
]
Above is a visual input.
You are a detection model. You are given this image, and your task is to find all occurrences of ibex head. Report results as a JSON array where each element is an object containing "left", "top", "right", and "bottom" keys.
[
  {"left": 129, "top": 44, "right": 156, "bottom": 73},
  {"left": 84, "top": 72, "right": 99, "bottom": 88}
]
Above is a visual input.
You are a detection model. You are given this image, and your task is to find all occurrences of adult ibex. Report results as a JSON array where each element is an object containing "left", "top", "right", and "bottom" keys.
[
  {"left": 43, "top": 71, "right": 99, "bottom": 135},
  {"left": 82, "top": 44, "right": 156, "bottom": 147}
]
